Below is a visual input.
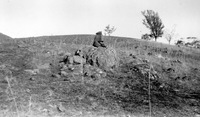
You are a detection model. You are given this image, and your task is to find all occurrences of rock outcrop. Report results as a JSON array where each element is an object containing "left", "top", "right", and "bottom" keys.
[
  {"left": 83, "top": 47, "right": 119, "bottom": 71},
  {"left": 56, "top": 46, "right": 118, "bottom": 80}
]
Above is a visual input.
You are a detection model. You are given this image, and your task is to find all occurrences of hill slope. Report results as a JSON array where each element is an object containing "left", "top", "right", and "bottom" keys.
[
  {"left": 0, "top": 32, "right": 12, "bottom": 43},
  {"left": 0, "top": 34, "right": 199, "bottom": 117}
]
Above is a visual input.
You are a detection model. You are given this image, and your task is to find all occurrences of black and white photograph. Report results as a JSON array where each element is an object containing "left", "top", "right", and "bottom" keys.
[{"left": 0, "top": 0, "right": 200, "bottom": 117}]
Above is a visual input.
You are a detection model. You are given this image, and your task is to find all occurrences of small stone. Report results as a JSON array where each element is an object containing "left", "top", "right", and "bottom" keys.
[
  {"left": 58, "top": 52, "right": 65, "bottom": 56},
  {"left": 75, "top": 49, "right": 82, "bottom": 56},
  {"left": 63, "top": 52, "right": 71, "bottom": 56},
  {"left": 68, "top": 66, "right": 74, "bottom": 71},
  {"left": 24, "top": 69, "right": 39, "bottom": 75},
  {"left": 61, "top": 71, "right": 68, "bottom": 76},
  {"left": 95, "top": 74, "right": 101, "bottom": 79},
  {"left": 101, "top": 72, "right": 107, "bottom": 77},
  {"left": 130, "top": 54, "right": 137, "bottom": 58},
  {"left": 142, "top": 59, "right": 149, "bottom": 63},
  {"left": 37, "top": 63, "right": 50, "bottom": 69},
  {"left": 68, "top": 56, "right": 74, "bottom": 64},
  {"left": 52, "top": 74, "right": 61, "bottom": 78},
  {"left": 57, "top": 103, "right": 66, "bottom": 112},
  {"left": 29, "top": 77, "right": 34, "bottom": 81},
  {"left": 60, "top": 65, "right": 68, "bottom": 70},
  {"left": 195, "top": 114, "right": 200, "bottom": 117},
  {"left": 59, "top": 62, "right": 65, "bottom": 67}
]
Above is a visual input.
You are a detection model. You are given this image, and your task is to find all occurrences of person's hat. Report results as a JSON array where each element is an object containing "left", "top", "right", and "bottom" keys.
[{"left": 96, "top": 31, "right": 102, "bottom": 35}]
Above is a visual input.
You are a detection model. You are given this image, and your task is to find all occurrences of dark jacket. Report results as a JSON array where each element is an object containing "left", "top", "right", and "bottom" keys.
[{"left": 93, "top": 32, "right": 106, "bottom": 48}]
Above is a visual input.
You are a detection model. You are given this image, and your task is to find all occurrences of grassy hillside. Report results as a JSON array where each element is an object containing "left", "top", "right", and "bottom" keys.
[
  {"left": 0, "top": 34, "right": 199, "bottom": 117},
  {"left": 16, "top": 34, "right": 200, "bottom": 70},
  {"left": 0, "top": 33, "right": 12, "bottom": 43}
]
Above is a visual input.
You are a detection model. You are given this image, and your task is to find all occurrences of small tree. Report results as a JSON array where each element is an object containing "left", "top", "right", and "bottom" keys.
[
  {"left": 141, "top": 10, "right": 164, "bottom": 41},
  {"left": 164, "top": 25, "right": 178, "bottom": 44},
  {"left": 104, "top": 25, "right": 116, "bottom": 36},
  {"left": 164, "top": 29, "right": 175, "bottom": 44}
]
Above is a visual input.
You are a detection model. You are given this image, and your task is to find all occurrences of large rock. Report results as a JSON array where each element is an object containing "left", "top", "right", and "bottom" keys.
[
  {"left": 73, "top": 56, "right": 86, "bottom": 64},
  {"left": 83, "top": 47, "right": 119, "bottom": 71}
]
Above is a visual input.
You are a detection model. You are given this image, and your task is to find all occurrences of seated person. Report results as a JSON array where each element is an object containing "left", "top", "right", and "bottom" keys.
[{"left": 93, "top": 31, "right": 107, "bottom": 48}]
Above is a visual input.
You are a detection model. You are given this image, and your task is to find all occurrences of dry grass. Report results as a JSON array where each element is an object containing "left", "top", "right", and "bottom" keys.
[{"left": 0, "top": 34, "right": 200, "bottom": 117}]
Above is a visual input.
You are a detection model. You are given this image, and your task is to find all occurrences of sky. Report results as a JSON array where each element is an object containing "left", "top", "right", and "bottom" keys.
[{"left": 0, "top": 0, "right": 200, "bottom": 43}]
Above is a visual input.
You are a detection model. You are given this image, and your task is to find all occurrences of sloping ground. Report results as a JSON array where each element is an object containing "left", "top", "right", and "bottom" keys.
[
  {"left": 0, "top": 35, "right": 199, "bottom": 117},
  {"left": 15, "top": 34, "right": 200, "bottom": 59},
  {"left": 0, "top": 33, "right": 13, "bottom": 43}
]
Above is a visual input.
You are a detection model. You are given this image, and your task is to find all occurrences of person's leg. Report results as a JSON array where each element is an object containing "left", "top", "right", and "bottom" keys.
[
  {"left": 93, "top": 41, "right": 101, "bottom": 47},
  {"left": 100, "top": 42, "right": 107, "bottom": 48}
]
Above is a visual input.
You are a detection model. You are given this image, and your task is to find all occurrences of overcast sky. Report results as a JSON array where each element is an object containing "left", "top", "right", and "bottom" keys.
[{"left": 0, "top": 0, "right": 200, "bottom": 41}]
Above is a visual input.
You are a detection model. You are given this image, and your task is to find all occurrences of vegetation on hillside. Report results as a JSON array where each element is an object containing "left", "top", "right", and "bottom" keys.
[
  {"left": 0, "top": 34, "right": 200, "bottom": 117},
  {"left": 0, "top": 33, "right": 13, "bottom": 43}
]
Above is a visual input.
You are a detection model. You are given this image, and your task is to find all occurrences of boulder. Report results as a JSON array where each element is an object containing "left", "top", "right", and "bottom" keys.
[
  {"left": 83, "top": 47, "right": 119, "bottom": 71},
  {"left": 73, "top": 56, "right": 86, "bottom": 64}
]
